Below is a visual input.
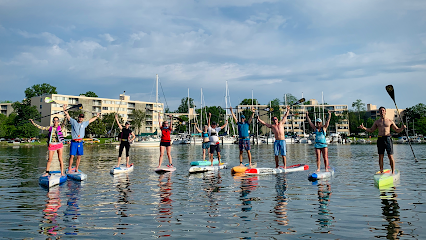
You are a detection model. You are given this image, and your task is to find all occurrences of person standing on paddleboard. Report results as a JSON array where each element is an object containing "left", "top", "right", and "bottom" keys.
[
  {"left": 306, "top": 110, "right": 332, "bottom": 172},
  {"left": 358, "top": 106, "right": 406, "bottom": 174},
  {"left": 115, "top": 115, "right": 135, "bottom": 168},
  {"left": 63, "top": 104, "right": 100, "bottom": 173},
  {"left": 230, "top": 106, "right": 255, "bottom": 167},
  {"left": 195, "top": 124, "right": 210, "bottom": 161},
  {"left": 208, "top": 112, "right": 228, "bottom": 166},
  {"left": 157, "top": 115, "right": 173, "bottom": 168},
  {"left": 29, "top": 117, "right": 66, "bottom": 176},
  {"left": 257, "top": 106, "right": 291, "bottom": 168}
]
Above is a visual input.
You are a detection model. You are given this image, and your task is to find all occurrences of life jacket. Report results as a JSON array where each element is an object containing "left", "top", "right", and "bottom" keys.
[
  {"left": 47, "top": 125, "right": 65, "bottom": 146},
  {"left": 161, "top": 127, "right": 171, "bottom": 142}
]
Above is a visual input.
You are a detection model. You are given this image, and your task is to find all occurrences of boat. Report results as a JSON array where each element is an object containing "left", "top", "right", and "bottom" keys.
[
  {"left": 396, "top": 136, "right": 407, "bottom": 144},
  {"left": 374, "top": 169, "right": 400, "bottom": 188},
  {"left": 221, "top": 136, "right": 236, "bottom": 144},
  {"left": 231, "top": 163, "right": 257, "bottom": 174},
  {"left": 66, "top": 168, "right": 87, "bottom": 181},
  {"left": 132, "top": 137, "right": 173, "bottom": 147},
  {"left": 189, "top": 163, "right": 227, "bottom": 173},
  {"left": 190, "top": 159, "right": 219, "bottom": 166},
  {"left": 308, "top": 167, "right": 335, "bottom": 181},
  {"left": 245, "top": 164, "right": 309, "bottom": 175},
  {"left": 39, "top": 171, "right": 67, "bottom": 188},
  {"left": 110, "top": 164, "right": 134, "bottom": 174}
]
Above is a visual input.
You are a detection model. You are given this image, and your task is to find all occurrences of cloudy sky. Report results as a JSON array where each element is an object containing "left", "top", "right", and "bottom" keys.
[{"left": 1, "top": 0, "right": 425, "bottom": 111}]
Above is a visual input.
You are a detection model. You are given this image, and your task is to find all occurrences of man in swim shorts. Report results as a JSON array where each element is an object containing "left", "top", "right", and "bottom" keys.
[
  {"left": 358, "top": 106, "right": 405, "bottom": 174},
  {"left": 230, "top": 106, "right": 255, "bottom": 167},
  {"left": 257, "top": 106, "right": 290, "bottom": 168}
]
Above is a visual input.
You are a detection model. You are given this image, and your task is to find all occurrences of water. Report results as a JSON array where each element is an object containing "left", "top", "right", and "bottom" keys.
[{"left": 0, "top": 143, "right": 425, "bottom": 239}]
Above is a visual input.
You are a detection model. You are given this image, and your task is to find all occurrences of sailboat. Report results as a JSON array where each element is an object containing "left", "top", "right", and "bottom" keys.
[{"left": 222, "top": 81, "right": 236, "bottom": 144}]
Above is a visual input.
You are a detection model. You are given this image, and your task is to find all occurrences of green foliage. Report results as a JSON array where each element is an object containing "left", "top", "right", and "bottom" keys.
[
  {"left": 352, "top": 99, "right": 365, "bottom": 121},
  {"left": 239, "top": 99, "right": 259, "bottom": 105},
  {"left": 86, "top": 118, "right": 106, "bottom": 137},
  {"left": 24, "top": 83, "right": 57, "bottom": 105},
  {"left": 80, "top": 91, "right": 98, "bottom": 97},
  {"left": 283, "top": 93, "right": 298, "bottom": 105},
  {"left": 0, "top": 100, "right": 12, "bottom": 103},
  {"left": 130, "top": 109, "right": 146, "bottom": 134},
  {"left": 174, "top": 115, "right": 188, "bottom": 133},
  {"left": 416, "top": 117, "right": 426, "bottom": 136},
  {"left": 403, "top": 103, "right": 426, "bottom": 136},
  {"left": 0, "top": 114, "right": 7, "bottom": 137},
  {"left": 11, "top": 101, "right": 40, "bottom": 138},
  {"left": 176, "top": 97, "right": 195, "bottom": 113},
  {"left": 102, "top": 113, "right": 122, "bottom": 137},
  {"left": 268, "top": 98, "right": 281, "bottom": 120}
]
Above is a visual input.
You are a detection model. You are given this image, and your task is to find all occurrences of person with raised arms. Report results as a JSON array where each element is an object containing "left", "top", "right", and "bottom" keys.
[
  {"left": 115, "top": 114, "right": 136, "bottom": 168},
  {"left": 63, "top": 104, "right": 100, "bottom": 173},
  {"left": 29, "top": 117, "right": 66, "bottom": 176},
  {"left": 195, "top": 124, "right": 210, "bottom": 161},
  {"left": 257, "top": 106, "right": 290, "bottom": 168},
  {"left": 306, "top": 110, "right": 332, "bottom": 172},
  {"left": 208, "top": 112, "right": 228, "bottom": 166},
  {"left": 230, "top": 106, "right": 255, "bottom": 167},
  {"left": 358, "top": 106, "right": 405, "bottom": 174},
  {"left": 157, "top": 115, "right": 173, "bottom": 168}
]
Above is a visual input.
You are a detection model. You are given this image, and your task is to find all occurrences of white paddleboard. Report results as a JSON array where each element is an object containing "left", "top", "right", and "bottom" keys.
[
  {"left": 66, "top": 167, "right": 87, "bottom": 181},
  {"left": 155, "top": 166, "right": 176, "bottom": 173},
  {"left": 110, "top": 164, "right": 134, "bottom": 174},
  {"left": 39, "top": 171, "right": 67, "bottom": 188},
  {"left": 245, "top": 164, "right": 309, "bottom": 175},
  {"left": 308, "top": 167, "right": 335, "bottom": 180},
  {"left": 189, "top": 163, "right": 228, "bottom": 173}
]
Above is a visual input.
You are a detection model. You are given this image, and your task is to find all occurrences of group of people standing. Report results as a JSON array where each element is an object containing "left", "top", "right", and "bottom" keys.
[{"left": 34, "top": 102, "right": 405, "bottom": 176}]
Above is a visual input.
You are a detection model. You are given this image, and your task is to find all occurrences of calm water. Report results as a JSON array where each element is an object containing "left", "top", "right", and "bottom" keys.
[{"left": 0, "top": 143, "right": 425, "bottom": 239}]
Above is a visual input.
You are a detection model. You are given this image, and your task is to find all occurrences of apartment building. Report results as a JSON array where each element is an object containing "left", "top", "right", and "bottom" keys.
[
  {"left": 236, "top": 99, "right": 350, "bottom": 136},
  {"left": 365, "top": 104, "right": 404, "bottom": 125},
  {"left": 0, "top": 103, "right": 13, "bottom": 116},
  {"left": 31, "top": 94, "right": 164, "bottom": 136}
]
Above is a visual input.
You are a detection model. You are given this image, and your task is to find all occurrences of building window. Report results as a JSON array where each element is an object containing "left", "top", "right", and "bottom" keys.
[
  {"left": 40, "top": 105, "right": 42, "bottom": 109},
  {"left": 40, "top": 98, "right": 43, "bottom": 102},
  {"left": 102, "top": 107, "right": 108, "bottom": 110}
]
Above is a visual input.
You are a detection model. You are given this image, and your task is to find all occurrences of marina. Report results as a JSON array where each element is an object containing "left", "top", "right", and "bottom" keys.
[{"left": 0, "top": 143, "right": 425, "bottom": 238}]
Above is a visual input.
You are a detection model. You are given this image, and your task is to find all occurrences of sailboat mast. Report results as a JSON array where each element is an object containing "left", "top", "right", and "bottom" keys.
[
  {"left": 225, "top": 81, "right": 228, "bottom": 134},
  {"left": 200, "top": 88, "right": 203, "bottom": 127},
  {"left": 188, "top": 88, "right": 190, "bottom": 135}
]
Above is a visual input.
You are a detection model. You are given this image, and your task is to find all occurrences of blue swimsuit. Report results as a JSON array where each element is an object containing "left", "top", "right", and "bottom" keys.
[{"left": 315, "top": 128, "right": 327, "bottom": 149}]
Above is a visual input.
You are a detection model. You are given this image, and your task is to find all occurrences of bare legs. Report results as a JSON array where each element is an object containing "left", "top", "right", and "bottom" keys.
[
  {"left": 239, "top": 150, "right": 252, "bottom": 167},
  {"left": 210, "top": 151, "right": 221, "bottom": 166},
  {"left": 68, "top": 155, "right": 82, "bottom": 173},
  {"left": 157, "top": 146, "right": 172, "bottom": 168},
  {"left": 378, "top": 154, "right": 395, "bottom": 174},
  {"left": 46, "top": 149, "right": 64, "bottom": 176},
  {"left": 315, "top": 148, "right": 329, "bottom": 172},
  {"left": 275, "top": 155, "right": 286, "bottom": 168}
]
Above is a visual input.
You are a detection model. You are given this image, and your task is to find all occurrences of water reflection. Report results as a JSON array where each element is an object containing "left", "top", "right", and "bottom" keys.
[
  {"left": 314, "top": 180, "right": 333, "bottom": 232},
  {"left": 378, "top": 187, "right": 403, "bottom": 239},
  {"left": 156, "top": 172, "right": 174, "bottom": 237},
  {"left": 113, "top": 173, "right": 132, "bottom": 235},
  {"left": 274, "top": 174, "right": 289, "bottom": 233},
  {"left": 234, "top": 174, "right": 258, "bottom": 212},
  {"left": 203, "top": 171, "right": 222, "bottom": 227},
  {"left": 64, "top": 181, "right": 83, "bottom": 236},
  {"left": 40, "top": 186, "right": 62, "bottom": 236}
]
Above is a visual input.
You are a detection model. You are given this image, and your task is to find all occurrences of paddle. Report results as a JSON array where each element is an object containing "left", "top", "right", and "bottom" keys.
[
  {"left": 108, "top": 91, "right": 125, "bottom": 136},
  {"left": 386, "top": 85, "right": 418, "bottom": 162},
  {"left": 34, "top": 104, "right": 83, "bottom": 121}
]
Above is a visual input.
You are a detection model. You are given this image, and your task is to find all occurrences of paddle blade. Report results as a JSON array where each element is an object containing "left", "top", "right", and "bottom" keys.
[
  {"left": 293, "top": 98, "right": 305, "bottom": 106},
  {"left": 44, "top": 97, "right": 55, "bottom": 103},
  {"left": 386, "top": 85, "right": 395, "bottom": 102}
]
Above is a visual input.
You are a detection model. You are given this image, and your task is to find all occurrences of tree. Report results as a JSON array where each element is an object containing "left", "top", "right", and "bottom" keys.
[
  {"left": 0, "top": 100, "right": 12, "bottom": 103},
  {"left": 80, "top": 91, "right": 98, "bottom": 97},
  {"left": 0, "top": 114, "right": 7, "bottom": 137},
  {"left": 24, "top": 83, "right": 57, "bottom": 105},
  {"left": 130, "top": 109, "right": 146, "bottom": 135},
  {"left": 352, "top": 99, "right": 365, "bottom": 121},
  {"left": 283, "top": 93, "right": 298, "bottom": 105},
  {"left": 176, "top": 97, "right": 195, "bottom": 113},
  {"left": 102, "top": 113, "right": 122, "bottom": 137},
  {"left": 11, "top": 101, "right": 40, "bottom": 138},
  {"left": 239, "top": 99, "right": 259, "bottom": 106},
  {"left": 86, "top": 118, "right": 106, "bottom": 137},
  {"left": 268, "top": 98, "right": 281, "bottom": 120}
]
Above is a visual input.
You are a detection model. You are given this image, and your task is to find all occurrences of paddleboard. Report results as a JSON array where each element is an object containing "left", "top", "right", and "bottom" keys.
[
  {"left": 231, "top": 163, "right": 257, "bottom": 174},
  {"left": 308, "top": 167, "right": 335, "bottom": 181},
  {"left": 110, "top": 164, "right": 134, "bottom": 175},
  {"left": 155, "top": 166, "right": 176, "bottom": 173},
  {"left": 374, "top": 169, "right": 400, "bottom": 188},
  {"left": 190, "top": 159, "right": 219, "bottom": 166},
  {"left": 66, "top": 168, "right": 87, "bottom": 181},
  {"left": 245, "top": 164, "right": 309, "bottom": 175},
  {"left": 189, "top": 163, "right": 228, "bottom": 173},
  {"left": 39, "top": 171, "right": 67, "bottom": 188}
]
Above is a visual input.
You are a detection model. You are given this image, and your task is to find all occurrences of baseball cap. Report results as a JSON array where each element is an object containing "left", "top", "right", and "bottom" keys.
[
  {"left": 125, "top": 121, "right": 130, "bottom": 125},
  {"left": 241, "top": 115, "right": 246, "bottom": 119},
  {"left": 315, "top": 118, "right": 322, "bottom": 123}
]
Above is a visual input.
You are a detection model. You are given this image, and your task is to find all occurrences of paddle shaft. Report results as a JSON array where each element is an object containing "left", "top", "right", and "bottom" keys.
[
  {"left": 109, "top": 91, "right": 125, "bottom": 136},
  {"left": 35, "top": 104, "right": 81, "bottom": 121}
]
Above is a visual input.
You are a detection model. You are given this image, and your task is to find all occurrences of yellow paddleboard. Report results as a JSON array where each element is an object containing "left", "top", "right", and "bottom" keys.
[{"left": 231, "top": 163, "right": 257, "bottom": 174}]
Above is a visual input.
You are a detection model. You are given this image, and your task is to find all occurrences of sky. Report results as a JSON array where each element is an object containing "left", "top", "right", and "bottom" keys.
[{"left": 1, "top": 0, "right": 425, "bottom": 111}]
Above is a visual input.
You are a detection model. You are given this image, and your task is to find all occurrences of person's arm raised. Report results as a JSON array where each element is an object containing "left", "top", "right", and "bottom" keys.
[
  {"left": 280, "top": 106, "right": 290, "bottom": 125},
  {"left": 89, "top": 113, "right": 100, "bottom": 124},
  {"left": 306, "top": 111, "right": 315, "bottom": 129},
  {"left": 257, "top": 116, "right": 272, "bottom": 128},
  {"left": 358, "top": 121, "right": 378, "bottom": 133},
  {"left": 323, "top": 111, "right": 332, "bottom": 130},
  {"left": 248, "top": 107, "right": 255, "bottom": 124},
  {"left": 63, "top": 104, "right": 71, "bottom": 121},
  {"left": 115, "top": 114, "right": 123, "bottom": 130},
  {"left": 229, "top": 106, "right": 238, "bottom": 123}
]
